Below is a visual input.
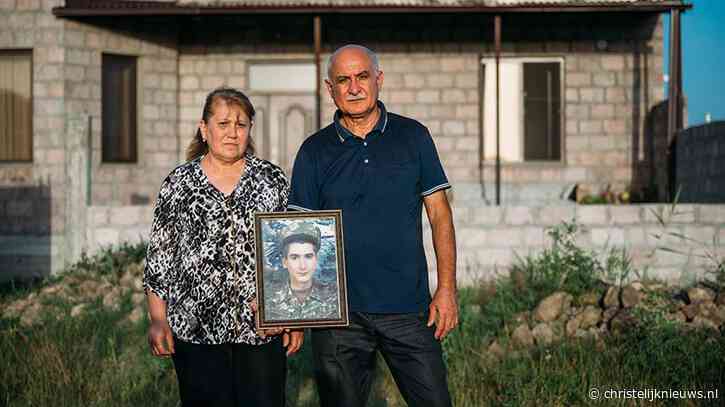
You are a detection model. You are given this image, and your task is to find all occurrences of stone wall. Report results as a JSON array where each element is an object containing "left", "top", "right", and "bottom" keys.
[
  {"left": 0, "top": 2, "right": 180, "bottom": 278},
  {"left": 85, "top": 205, "right": 154, "bottom": 252},
  {"left": 78, "top": 202, "right": 725, "bottom": 288},
  {"left": 427, "top": 203, "right": 725, "bottom": 288},
  {"left": 0, "top": 184, "right": 51, "bottom": 281},
  {"left": 61, "top": 18, "right": 180, "bottom": 206},
  {"left": 676, "top": 121, "right": 725, "bottom": 203},
  {"left": 1, "top": 0, "right": 68, "bottom": 279},
  {"left": 0, "top": 8, "right": 670, "bottom": 279},
  {"left": 175, "top": 13, "right": 664, "bottom": 205},
  {"left": 176, "top": 36, "right": 664, "bottom": 205}
]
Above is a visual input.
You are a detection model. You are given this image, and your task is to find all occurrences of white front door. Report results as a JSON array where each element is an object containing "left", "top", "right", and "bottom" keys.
[
  {"left": 249, "top": 94, "right": 315, "bottom": 175},
  {"left": 247, "top": 61, "right": 317, "bottom": 175}
]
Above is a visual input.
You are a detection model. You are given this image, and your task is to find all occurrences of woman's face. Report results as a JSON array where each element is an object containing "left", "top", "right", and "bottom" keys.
[{"left": 199, "top": 100, "right": 251, "bottom": 162}]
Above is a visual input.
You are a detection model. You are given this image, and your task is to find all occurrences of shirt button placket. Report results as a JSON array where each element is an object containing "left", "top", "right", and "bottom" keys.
[{"left": 362, "top": 139, "right": 369, "bottom": 165}]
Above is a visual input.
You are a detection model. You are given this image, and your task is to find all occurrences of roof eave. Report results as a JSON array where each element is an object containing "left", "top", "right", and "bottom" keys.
[{"left": 52, "top": 2, "right": 693, "bottom": 18}]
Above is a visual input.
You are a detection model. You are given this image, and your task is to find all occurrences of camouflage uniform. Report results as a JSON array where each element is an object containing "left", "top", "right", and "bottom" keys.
[{"left": 265, "top": 279, "right": 339, "bottom": 321}]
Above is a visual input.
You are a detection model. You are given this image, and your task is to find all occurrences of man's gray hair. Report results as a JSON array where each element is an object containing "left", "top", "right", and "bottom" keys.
[{"left": 326, "top": 44, "right": 380, "bottom": 80}]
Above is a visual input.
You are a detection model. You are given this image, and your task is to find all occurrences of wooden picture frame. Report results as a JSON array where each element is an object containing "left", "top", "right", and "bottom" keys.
[{"left": 254, "top": 210, "right": 348, "bottom": 329}]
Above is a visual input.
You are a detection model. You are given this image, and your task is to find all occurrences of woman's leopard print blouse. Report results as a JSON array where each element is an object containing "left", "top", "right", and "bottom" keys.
[{"left": 143, "top": 154, "right": 288, "bottom": 345}]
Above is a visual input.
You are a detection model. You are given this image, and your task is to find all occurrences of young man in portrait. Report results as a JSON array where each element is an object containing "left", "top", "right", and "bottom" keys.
[{"left": 265, "top": 222, "right": 339, "bottom": 321}]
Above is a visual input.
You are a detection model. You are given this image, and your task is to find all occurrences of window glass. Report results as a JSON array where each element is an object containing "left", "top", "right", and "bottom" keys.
[
  {"left": 0, "top": 50, "right": 33, "bottom": 162},
  {"left": 102, "top": 53, "right": 137, "bottom": 163}
]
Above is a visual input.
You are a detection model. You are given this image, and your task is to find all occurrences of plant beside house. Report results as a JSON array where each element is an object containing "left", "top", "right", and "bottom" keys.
[{"left": 576, "top": 183, "right": 632, "bottom": 204}]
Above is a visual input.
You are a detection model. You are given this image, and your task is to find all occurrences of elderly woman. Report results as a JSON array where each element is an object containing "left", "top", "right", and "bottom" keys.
[{"left": 143, "top": 87, "right": 302, "bottom": 407}]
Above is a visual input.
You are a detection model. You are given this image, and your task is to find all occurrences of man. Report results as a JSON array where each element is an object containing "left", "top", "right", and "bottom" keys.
[
  {"left": 289, "top": 44, "right": 458, "bottom": 407},
  {"left": 265, "top": 222, "right": 339, "bottom": 321}
]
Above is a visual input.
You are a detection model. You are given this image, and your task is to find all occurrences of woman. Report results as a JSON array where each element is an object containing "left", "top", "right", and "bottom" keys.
[{"left": 143, "top": 87, "right": 302, "bottom": 407}]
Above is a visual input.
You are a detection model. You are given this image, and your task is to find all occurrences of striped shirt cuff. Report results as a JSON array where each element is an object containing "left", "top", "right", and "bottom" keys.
[
  {"left": 287, "top": 204, "right": 313, "bottom": 212},
  {"left": 421, "top": 182, "right": 451, "bottom": 197}
]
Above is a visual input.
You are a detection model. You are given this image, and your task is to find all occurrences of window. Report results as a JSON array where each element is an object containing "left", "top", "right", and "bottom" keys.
[
  {"left": 102, "top": 53, "right": 137, "bottom": 162},
  {"left": 248, "top": 62, "right": 316, "bottom": 92},
  {"left": 482, "top": 58, "right": 562, "bottom": 162},
  {"left": 0, "top": 50, "right": 33, "bottom": 162}
]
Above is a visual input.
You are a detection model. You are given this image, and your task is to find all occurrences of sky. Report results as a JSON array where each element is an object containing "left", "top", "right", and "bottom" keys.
[{"left": 664, "top": 0, "right": 725, "bottom": 126}]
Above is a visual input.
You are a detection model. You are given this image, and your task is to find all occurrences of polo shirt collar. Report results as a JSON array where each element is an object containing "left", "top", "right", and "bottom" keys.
[{"left": 333, "top": 101, "right": 388, "bottom": 143}]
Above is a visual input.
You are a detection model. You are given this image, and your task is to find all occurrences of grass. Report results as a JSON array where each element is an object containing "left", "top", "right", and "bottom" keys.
[{"left": 2, "top": 227, "right": 724, "bottom": 406}]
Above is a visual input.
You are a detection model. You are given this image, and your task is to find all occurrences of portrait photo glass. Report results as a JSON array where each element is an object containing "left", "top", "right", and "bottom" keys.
[{"left": 254, "top": 210, "right": 348, "bottom": 329}]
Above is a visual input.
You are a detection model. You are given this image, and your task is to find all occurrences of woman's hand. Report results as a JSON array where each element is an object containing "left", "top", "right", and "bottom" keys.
[
  {"left": 147, "top": 291, "right": 175, "bottom": 357},
  {"left": 250, "top": 297, "right": 279, "bottom": 338},
  {"left": 249, "top": 297, "right": 304, "bottom": 354},
  {"left": 148, "top": 318, "right": 175, "bottom": 357}
]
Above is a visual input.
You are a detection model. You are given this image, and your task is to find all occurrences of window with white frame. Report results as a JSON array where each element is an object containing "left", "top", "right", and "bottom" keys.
[{"left": 481, "top": 58, "right": 563, "bottom": 162}]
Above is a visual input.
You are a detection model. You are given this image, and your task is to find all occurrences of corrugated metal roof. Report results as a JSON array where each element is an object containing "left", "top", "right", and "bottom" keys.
[
  {"left": 174, "top": 0, "right": 677, "bottom": 6},
  {"left": 57, "top": 0, "right": 689, "bottom": 14}
]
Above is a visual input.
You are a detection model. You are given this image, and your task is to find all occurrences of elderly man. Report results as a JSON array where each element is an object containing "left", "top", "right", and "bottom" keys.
[
  {"left": 265, "top": 222, "right": 339, "bottom": 321},
  {"left": 289, "top": 44, "right": 458, "bottom": 407}
]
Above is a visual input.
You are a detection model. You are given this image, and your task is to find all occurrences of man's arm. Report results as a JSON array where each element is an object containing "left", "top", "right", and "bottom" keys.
[{"left": 423, "top": 189, "right": 458, "bottom": 340}]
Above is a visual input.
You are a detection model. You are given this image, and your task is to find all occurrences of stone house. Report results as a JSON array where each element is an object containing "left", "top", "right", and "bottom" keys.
[{"left": 4, "top": 0, "right": 719, "bottom": 285}]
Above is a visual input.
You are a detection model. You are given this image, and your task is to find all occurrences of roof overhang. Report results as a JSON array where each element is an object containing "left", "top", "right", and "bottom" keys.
[{"left": 53, "top": 1, "right": 692, "bottom": 17}]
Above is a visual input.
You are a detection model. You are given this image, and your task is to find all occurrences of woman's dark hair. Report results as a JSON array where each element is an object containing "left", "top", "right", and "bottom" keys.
[{"left": 186, "top": 86, "right": 256, "bottom": 161}]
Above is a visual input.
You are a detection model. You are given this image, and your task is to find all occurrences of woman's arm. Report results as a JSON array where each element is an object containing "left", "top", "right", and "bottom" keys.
[
  {"left": 144, "top": 175, "right": 180, "bottom": 356},
  {"left": 147, "top": 291, "right": 175, "bottom": 356}
]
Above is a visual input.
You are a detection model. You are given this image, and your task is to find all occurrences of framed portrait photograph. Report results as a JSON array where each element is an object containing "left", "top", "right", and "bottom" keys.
[{"left": 254, "top": 210, "right": 348, "bottom": 329}]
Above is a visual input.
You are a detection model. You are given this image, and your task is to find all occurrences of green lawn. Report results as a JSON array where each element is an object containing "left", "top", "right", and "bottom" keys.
[{"left": 2, "top": 228, "right": 724, "bottom": 406}]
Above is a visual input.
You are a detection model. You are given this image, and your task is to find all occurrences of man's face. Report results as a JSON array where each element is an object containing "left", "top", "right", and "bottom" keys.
[
  {"left": 283, "top": 242, "right": 318, "bottom": 288},
  {"left": 325, "top": 48, "right": 384, "bottom": 119}
]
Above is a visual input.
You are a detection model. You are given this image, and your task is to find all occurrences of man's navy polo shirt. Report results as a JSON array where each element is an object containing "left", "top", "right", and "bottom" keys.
[{"left": 288, "top": 102, "right": 450, "bottom": 313}]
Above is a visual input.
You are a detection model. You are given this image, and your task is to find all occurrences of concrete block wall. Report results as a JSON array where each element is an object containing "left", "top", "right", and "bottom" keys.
[
  {"left": 319, "top": 19, "right": 664, "bottom": 205},
  {"left": 61, "top": 19, "right": 180, "bottom": 206},
  {"left": 82, "top": 203, "right": 725, "bottom": 289},
  {"left": 424, "top": 203, "right": 725, "bottom": 287},
  {"left": 320, "top": 53, "right": 480, "bottom": 185},
  {"left": 0, "top": 0, "right": 68, "bottom": 278},
  {"left": 0, "top": 8, "right": 669, "bottom": 280},
  {"left": 86, "top": 205, "right": 154, "bottom": 252},
  {"left": 176, "top": 15, "right": 664, "bottom": 207},
  {"left": 178, "top": 53, "right": 247, "bottom": 147},
  {"left": 1, "top": 2, "right": 180, "bottom": 278}
]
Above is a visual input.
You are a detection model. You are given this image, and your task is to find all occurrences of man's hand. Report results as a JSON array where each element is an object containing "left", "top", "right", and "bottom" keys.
[
  {"left": 148, "top": 318, "right": 175, "bottom": 357},
  {"left": 282, "top": 329, "right": 304, "bottom": 356},
  {"left": 427, "top": 286, "right": 459, "bottom": 340}
]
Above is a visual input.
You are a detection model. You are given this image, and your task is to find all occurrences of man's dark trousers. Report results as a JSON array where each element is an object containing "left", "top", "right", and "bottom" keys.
[{"left": 312, "top": 311, "right": 452, "bottom": 407}]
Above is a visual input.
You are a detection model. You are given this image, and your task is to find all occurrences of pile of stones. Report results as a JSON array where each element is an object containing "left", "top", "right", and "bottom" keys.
[
  {"left": 1, "top": 262, "right": 147, "bottom": 326},
  {"left": 485, "top": 282, "right": 725, "bottom": 358}
]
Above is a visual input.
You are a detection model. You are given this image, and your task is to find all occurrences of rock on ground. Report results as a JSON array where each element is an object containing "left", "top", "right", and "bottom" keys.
[{"left": 534, "top": 292, "right": 572, "bottom": 322}]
